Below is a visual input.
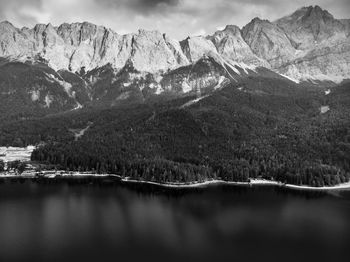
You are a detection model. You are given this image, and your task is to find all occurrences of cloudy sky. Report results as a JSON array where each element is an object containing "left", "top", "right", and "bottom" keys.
[{"left": 0, "top": 0, "right": 349, "bottom": 39}]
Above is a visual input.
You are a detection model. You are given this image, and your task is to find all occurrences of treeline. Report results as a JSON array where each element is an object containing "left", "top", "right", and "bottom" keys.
[
  {"left": 211, "top": 150, "right": 350, "bottom": 186},
  {"left": 124, "top": 160, "right": 216, "bottom": 183},
  {"left": 32, "top": 145, "right": 216, "bottom": 183},
  {"left": 31, "top": 141, "right": 350, "bottom": 187}
]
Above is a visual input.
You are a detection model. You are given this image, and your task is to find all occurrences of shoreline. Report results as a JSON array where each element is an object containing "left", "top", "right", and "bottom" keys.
[
  {"left": 120, "top": 178, "right": 350, "bottom": 191},
  {"left": 1, "top": 171, "right": 350, "bottom": 191}
]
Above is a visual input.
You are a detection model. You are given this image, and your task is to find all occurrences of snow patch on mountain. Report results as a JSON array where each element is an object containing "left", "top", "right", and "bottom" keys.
[
  {"left": 320, "top": 106, "right": 330, "bottom": 114},
  {"left": 180, "top": 95, "right": 210, "bottom": 108},
  {"left": 71, "top": 102, "right": 83, "bottom": 111},
  {"left": 279, "top": 74, "right": 300, "bottom": 83},
  {"left": 214, "top": 76, "right": 227, "bottom": 90},
  {"left": 155, "top": 86, "right": 164, "bottom": 95},
  {"left": 44, "top": 94, "right": 53, "bottom": 108},
  {"left": 30, "top": 90, "right": 40, "bottom": 101},
  {"left": 116, "top": 92, "right": 131, "bottom": 101},
  {"left": 224, "top": 61, "right": 241, "bottom": 75},
  {"left": 45, "top": 73, "right": 74, "bottom": 97},
  {"left": 228, "top": 60, "right": 257, "bottom": 74},
  {"left": 182, "top": 80, "right": 192, "bottom": 93}
]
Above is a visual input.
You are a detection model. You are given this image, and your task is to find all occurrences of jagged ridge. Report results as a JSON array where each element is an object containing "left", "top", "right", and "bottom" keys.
[{"left": 0, "top": 5, "right": 349, "bottom": 86}]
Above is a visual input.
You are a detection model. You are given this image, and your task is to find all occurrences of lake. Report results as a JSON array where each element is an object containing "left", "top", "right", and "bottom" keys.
[{"left": 0, "top": 180, "right": 349, "bottom": 262}]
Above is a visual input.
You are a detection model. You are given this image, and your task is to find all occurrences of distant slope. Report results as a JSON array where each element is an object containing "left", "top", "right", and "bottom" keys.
[{"left": 0, "top": 59, "right": 90, "bottom": 121}]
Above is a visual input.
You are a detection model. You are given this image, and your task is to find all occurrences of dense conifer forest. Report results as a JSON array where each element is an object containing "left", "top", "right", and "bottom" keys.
[{"left": 1, "top": 81, "right": 350, "bottom": 187}]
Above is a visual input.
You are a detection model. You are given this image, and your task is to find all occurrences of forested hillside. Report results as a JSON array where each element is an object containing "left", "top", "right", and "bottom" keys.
[{"left": 1, "top": 78, "right": 349, "bottom": 187}]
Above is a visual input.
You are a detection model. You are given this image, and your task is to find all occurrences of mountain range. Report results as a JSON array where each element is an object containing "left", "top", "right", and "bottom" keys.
[{"left": 0, "top": 5, "right": 349, "bottom": 118}]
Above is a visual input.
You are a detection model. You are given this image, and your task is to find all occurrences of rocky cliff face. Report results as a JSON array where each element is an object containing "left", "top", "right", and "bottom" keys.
[
  {"left": 209, "top": 25, "right": 269, "bottom": 68},
  {"left": 0, "top": 21, "right": 190, "bottom": 73},
  {"left": 0, "top": 5, "right": 349, "bottom": 96},
  {"left": 180, "top": 36, "right": 219, "bottom": 63},
  {"left": 275, "top": 6, "right": 348, "bottom": 50},
  {"left": 131, "top": 30, "right": 189, "bottom": 72},
  {"left": 0, "top": 21, "right": 34, "bottom": 57},
  {"left": 274, "top": 5, "right": 350, "bottom": 82},
  {"left": 277, "top": 41, "right": 350, "bottom": 83},
  {"left": 242, "top": 18, "right": 297, "bottom": 68}
]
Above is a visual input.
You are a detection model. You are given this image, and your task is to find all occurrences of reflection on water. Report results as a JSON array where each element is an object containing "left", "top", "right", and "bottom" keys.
[{"left": 0, "top": 181, "right": 349, "bottom": 262}]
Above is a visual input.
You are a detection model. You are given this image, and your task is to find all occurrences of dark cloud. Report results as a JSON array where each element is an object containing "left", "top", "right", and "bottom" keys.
[
  {"left": 129, "top": 0, "right": 180, "bottom": 9},
  {"left": 100, "top": 0, "right": 180, "bottom": 15}
]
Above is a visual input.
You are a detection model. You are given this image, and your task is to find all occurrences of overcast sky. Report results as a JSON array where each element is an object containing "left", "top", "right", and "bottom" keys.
[{"left": 0, "top": 0, "right": 349, "bottom": 39}]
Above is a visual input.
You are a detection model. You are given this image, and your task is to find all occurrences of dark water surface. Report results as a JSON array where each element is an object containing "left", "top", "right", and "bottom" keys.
[{"left": 0, "top": 181, "right": 349, "bottom": 262}]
